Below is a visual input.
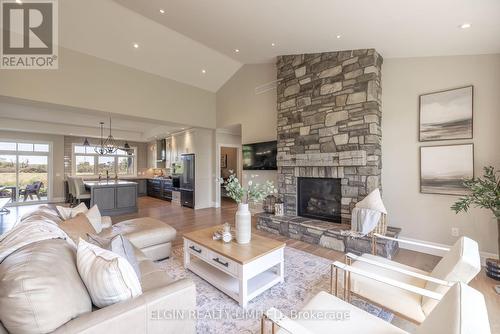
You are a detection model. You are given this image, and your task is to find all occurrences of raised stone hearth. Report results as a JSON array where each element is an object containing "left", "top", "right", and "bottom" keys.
[{"left": 256, "top": 213, "right": 401, "bottom": 259}]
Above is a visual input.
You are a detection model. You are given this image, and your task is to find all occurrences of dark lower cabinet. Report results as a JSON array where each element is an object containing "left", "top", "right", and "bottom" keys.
[
  {"left": 147, "top": 179, "right": 161, "bottom": 198},
  {"left": 181, "top": 190, "right": 194, "bottom": 208}
]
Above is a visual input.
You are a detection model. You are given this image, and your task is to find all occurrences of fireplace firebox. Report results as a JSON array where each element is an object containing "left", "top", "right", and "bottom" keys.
[{"left": 297, "top": 177, "right": 341, "bottom": 223}]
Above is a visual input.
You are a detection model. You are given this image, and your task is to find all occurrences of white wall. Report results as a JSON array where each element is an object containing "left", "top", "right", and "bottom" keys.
[
  {"left": 0, "top": 47, "right": 216, "bottom": 129},
  {"left": 216, "top": 64, "right": 278, "bottom": 192},
  {"left": 382, "top": 54, "right": 500, "bottom": 256}
]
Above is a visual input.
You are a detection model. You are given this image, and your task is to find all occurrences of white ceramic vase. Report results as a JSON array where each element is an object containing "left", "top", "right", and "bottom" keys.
[{"left": 235, "top": 203, "right": 251, "bottom": 244}]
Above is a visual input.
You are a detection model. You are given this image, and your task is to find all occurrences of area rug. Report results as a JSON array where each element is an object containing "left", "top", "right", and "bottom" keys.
[{"left": 157, "top": 247, "right": 394, "bottom": 334}]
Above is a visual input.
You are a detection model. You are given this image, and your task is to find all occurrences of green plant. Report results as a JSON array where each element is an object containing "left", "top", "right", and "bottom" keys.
[
  {"left": 220, "top": 172, "right": 277, "bottom": 204},
  {"left": 451, "top": 166, "right": 500, "bottom": 261}
]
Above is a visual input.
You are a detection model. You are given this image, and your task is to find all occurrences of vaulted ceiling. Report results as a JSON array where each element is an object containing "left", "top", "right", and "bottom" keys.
[{"left": 56, "top": 0, "right": 500, "bottom": 93}]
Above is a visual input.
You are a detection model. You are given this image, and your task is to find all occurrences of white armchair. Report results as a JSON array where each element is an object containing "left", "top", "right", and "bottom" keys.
[
  {"left": 261, "top": 282, "right": 491, "bottom": 334},
  {"left": 344, "top": 235, "right": 481, "bottom": 323}
]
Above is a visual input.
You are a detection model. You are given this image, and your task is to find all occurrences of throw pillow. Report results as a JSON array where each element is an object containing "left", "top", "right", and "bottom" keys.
[
  {"left": 85, "top": 205, "right": 103, "bottom": 233},
  {"left": 77, "top": 239, "right": 142, "bottom": 308},
  {"left": 87, "top": 233, "right": 141, "bottom": 280},
  {"left": 59, "top": 213, "right": 96, "bottom": 243},
  {"left": 56, "top": 202, "right": 88, "bottom": 220}
]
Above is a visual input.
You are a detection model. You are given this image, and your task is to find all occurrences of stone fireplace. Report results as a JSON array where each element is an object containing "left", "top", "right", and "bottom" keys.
[
  {"left": 276, "top": 49, "right": 383, "bottom": 224},
  {"left": 297, "top": 177, "right": 341, "bottom": 223},
  {"left": 256, "top": 49, "right": 401, "bottom": 258}
]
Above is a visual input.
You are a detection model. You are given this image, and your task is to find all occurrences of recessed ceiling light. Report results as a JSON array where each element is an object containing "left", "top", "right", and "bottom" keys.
[
  {"left": 460, "top": 23, "right": 471, "bottom": 29},
  {"left": 234, "top": 49, "right": 240, "bottom": 53},
  {"left": 201, "top": 69, "right": 207, "bottom": 74},
  {"left": 159, "top": 9, "right": 165, "bottom": 14},
  {"left": 133, "top": 43, "right": 139, "bottom": 49},
  {"left": 336, "top": 35, "right": 342, "bottom": 39},
  {"left": 271, "top": 43, "right": 276, "bottom": 47},
  {"left": 15, "top": 0, "right": 22, "bottom": 3}
]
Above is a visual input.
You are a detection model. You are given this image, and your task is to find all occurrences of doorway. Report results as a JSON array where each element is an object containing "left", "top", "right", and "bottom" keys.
[{"left": 216, "top": 143, "right": 242, "bottom": 208}]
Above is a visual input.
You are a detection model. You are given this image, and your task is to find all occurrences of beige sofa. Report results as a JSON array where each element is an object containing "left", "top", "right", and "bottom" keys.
[{"left": 0, "top": 208, "right": 196, "bottom": 334}]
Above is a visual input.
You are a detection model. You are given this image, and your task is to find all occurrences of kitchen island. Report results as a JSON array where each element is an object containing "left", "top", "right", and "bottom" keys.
[{"left": 84, "top": 180, "right": 138, "bottom": 216}]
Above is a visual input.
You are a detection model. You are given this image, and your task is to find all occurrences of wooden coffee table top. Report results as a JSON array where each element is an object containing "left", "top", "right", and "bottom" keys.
[{"left": 183, "top": 225, "right": 285, "bottom": 264}]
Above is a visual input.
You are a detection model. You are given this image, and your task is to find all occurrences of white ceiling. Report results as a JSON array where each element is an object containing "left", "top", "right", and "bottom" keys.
[
  {"left": 114, "top": 0, "right": 500, "bottom": 65},
  {"left": 58, "top": 0, "right": 242, "bottom": 92},
  {"left": 0, "top": 97, "right": 187, "bottom": 142},
  {"left": 4, "top": 0, "right": 499, "bottom": 97}
]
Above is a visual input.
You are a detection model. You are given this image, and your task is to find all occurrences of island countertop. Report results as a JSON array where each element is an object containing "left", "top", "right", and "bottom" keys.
[{"left": 84, "top": 180, "right": 138, "bottom": 187}]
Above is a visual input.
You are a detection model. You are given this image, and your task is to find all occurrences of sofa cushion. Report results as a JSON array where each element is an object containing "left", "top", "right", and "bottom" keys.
[
  {"left": 350, "top": 253, "right": 427, "bottom": 323},
  {"left": 422, "top": 237, "right": 481, "bottom": 316},
  {"left": 87, "top": 233, "right": 141, "bottom": 279},
  {"left": 85, "top": 205, "right": 103, "bottom": 233},
  {"left": 77, "top": 239, "right": 142, "bottom": 308},
  {"left": 0, "top": 239, "right": 92, "bottom": 334},
  {"left": 139, "top": 259, "right": 175, "bottom": 292},
  {"left": 56, "top": 202, "right": 88, "bottom": 220},
  {"left": 59, "top": 213, "right": 96, "bottom": 243},
  {"left": 101, "top": 217, "right": 176, "bottom": 249}
]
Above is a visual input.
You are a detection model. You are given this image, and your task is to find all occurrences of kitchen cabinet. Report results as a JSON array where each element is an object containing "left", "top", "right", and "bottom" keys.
[
  {"left": 181, "top": 190, "right": 194, "bottom": 208},
  {"left": 147, "top": 141, "right": 157, "bottom": 169},
  {"left": 147, "top": 179, "right": 161, "bottom": 198},
  {"left": 147, "top": 179, "right": 175, "bottom": 202},
  {"left": 162, "top": 180, "right": 173, "bottom": 201},
  {"left": 137, "top": 179, "right": 147, "bottom": 196}
]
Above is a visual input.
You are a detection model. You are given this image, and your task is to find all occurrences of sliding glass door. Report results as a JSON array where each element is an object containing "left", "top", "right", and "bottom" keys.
[{"left": 0, "top": 141, "right": 51, "bottom": 204}]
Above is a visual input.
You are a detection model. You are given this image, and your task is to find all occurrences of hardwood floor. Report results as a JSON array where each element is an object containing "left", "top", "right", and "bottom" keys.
[{"left": 1, "top": 196, "right": 499, "bottom": 333}]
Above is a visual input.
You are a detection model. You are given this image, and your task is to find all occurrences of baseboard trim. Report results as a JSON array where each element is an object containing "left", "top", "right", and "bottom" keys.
[{"left": 398, "top": 236, "right": 498, "bottom": 267}]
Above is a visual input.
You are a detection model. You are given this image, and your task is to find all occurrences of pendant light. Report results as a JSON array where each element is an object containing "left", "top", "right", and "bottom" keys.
[
  {"left": 123, "top": 141, "right": 132, "bottom": 154},
  {"left": 104, "top": 117, "right": 118, "bottom": 154},
  {"left": 94, "top": 122, "right": 107, "bottom": 155}
]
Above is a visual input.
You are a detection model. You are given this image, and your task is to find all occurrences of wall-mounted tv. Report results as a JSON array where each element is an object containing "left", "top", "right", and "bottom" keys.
[{"left": 243, "top": 141, "right": 277, "bottom": 170}]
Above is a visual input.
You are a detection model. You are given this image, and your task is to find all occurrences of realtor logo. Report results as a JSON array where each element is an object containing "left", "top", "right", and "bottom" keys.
[{"left": 1, "top": 0, "right": 58, "bottom": 69}]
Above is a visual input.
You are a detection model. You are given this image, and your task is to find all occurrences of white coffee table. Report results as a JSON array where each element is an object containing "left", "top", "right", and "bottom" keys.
[{"left": 183, "top": 225, "right": 285, "bottom": 307}]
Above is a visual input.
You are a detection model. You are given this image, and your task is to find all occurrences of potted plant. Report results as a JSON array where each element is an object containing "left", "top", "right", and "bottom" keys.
[
  {"left": 220, "top": 172, "right": 277, "bottom": 244},
  {"left": 451, "top": 166, "right": 500, "bottom": 281}
]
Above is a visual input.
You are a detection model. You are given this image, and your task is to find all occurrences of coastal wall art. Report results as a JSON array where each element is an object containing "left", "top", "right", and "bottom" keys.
[
  {"left": 419, "top": 86, "right": 473, "bottom": 141},
  {"left": 420, "top": 144, "right": 474, "bottom": 195}
]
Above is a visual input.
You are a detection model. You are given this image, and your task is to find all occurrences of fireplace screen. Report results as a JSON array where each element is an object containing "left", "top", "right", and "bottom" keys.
[{"left": 297, "top": 177, "right": 341, "bottom": 223}]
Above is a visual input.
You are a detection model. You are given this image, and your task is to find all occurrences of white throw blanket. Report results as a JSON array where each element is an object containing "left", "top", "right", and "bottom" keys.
[
  {"left": 351, "top": 207, "right": 381, "bottom": 236},
  {"left": 350, "top": 189, "right": 387, "bottom": 236},
  {"left": 0, "top": 207, "right": 75, "bottom": 263}
]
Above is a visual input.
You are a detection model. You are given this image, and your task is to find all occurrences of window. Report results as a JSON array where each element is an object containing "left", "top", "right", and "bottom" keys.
[
  {"left": 75, "top": 156, "right": 94, "bottom": 175},
  {"left": 0, "top": 141, "right": 51, "bottom": 203},
  {"left": 97, "top": 156, "right": 115, "bottom": 174},
  {"left": 73, "top": 144, "right": 136, "bottom": 177}
]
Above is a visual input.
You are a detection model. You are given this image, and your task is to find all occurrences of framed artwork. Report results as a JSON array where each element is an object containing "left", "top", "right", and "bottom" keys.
[
  {"left": 420, "top": 144, "right": 474, "bottom": 196},
  {"left": 220, "top": 154, "right": 227, "bottom": 168},
  {"left": 419, "top": 86, "right": 473, "bottom": 141}
]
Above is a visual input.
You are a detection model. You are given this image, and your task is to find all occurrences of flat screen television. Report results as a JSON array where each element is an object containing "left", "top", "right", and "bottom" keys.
[{"left": 242, "top": 141, "right": 277, "bottom": 170}]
